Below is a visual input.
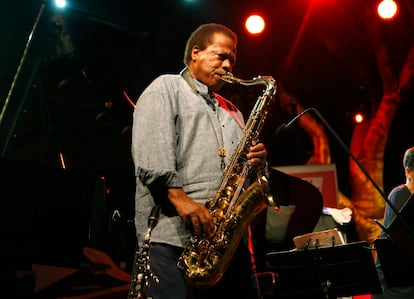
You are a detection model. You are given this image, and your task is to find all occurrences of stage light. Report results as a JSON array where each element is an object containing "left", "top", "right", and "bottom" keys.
[
  {"left": 353, "top": 113, "right": 365, "bottom": 124},
  {"left": 54, "top": 0, "right": 67, "bottom": 8},
  {"left": 245, "top": 14, "right": 266, "bottom": 36},
  {"left": 377, "top": 0, "right": 398, "bottom": 20}
]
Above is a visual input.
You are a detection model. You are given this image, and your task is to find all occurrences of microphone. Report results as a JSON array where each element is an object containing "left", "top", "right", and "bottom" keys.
[
  {"left": 275, "top": 108, "right": 313, "bottom": 135},
  {"left": 148, "top": 205, "right": 161, "bottom": 231},
  {"left": 129, "top": 205, "right": 161, "bottom": 299},
  {"left": 276, "top": 107, "right": 414, "bottom": 238}
]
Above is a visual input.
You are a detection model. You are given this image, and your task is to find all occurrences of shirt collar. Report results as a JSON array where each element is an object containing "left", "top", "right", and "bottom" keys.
[{"left": 181, "top": 67, "right": 217, "bottom": 107}]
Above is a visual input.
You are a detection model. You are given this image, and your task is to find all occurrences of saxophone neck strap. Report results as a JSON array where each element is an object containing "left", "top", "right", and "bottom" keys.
[{"left": 180, "top": 67, "right": 198, "bottom": 94}]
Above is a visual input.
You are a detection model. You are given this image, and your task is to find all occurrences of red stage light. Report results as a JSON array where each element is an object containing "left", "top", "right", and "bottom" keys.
[
  {"left": 354, "top": 113, "right": 365, "bottom": 124},
  {"left": 377, "top": 0, "right": 398, "bottom": 20}
]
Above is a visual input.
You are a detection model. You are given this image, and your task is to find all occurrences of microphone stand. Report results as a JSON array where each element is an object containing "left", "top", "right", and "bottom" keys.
[
  {"left": 0, "top": 2, "right": 47, "bottom": 157},
  {"left": 276, "top": 107, "right": 414, "bottom": 239},
  {"left": 128, "top": 205, "right": 161, "bottom": 299}
]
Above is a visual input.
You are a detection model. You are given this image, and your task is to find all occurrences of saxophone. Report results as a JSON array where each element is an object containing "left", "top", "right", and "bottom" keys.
[{"left": 177, "top": 73, "right": 278, "bottom": 288}]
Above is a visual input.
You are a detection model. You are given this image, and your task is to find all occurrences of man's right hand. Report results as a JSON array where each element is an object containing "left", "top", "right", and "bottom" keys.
[{"left": 168, "top": 188, "right": 215, "bottom": 237}]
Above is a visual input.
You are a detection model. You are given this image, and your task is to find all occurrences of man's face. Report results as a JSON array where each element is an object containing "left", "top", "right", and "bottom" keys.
[{"left": 189, "top": 32, "right": 236, "bottom": 91}]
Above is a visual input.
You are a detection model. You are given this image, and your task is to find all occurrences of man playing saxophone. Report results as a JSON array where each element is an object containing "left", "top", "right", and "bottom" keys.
[{"left": 131, "top": 23, "right": 269, "bottom": 299}]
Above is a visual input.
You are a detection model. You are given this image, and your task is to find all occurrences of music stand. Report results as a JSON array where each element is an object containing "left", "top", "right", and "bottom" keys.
[
  {"left": 374, "top": 194, "right": 414, "bottom": 288},
  {"left": 374, "top": 237, "right": 414, "bottom": 288},
  {"left": 379, "top": 193, "right": 414, "bottom": 256},
  {"left": 266, "top": 241, "right": 382, "bottom": 299}
]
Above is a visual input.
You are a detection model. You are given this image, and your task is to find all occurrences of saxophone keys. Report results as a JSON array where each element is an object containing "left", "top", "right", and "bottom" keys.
[
  {"left": 217, "top": 197, "right": 229, "bottom": 209},
  {"left": 214, "top": 209, "right": 224, "bottom": 219},
  {"left": 224, "top": 186, "right": 234, "bottom": 196}
]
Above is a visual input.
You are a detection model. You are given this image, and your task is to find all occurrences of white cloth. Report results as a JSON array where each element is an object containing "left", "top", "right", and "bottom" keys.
[{"left": 324, "top": 207, "right": 352, "bottom": 225}]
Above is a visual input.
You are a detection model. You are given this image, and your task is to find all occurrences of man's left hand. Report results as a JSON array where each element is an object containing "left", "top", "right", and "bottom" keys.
[{"left": 247, "top": 143, "right": 267, "bottom": 170}]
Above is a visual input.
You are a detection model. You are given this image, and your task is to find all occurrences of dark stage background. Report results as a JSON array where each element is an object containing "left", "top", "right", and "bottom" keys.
[{"left": 1, "top": 1, "right": 414, "bottom": 292}]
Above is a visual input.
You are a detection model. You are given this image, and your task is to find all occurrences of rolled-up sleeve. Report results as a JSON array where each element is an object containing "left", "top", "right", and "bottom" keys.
[{"left": 132, "top": 76, "right": 182, "bottom": 188}]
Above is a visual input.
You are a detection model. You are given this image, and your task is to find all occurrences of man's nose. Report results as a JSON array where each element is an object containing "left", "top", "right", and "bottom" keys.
[{"left": 222, "top": 59, "right": 232, "bottom": 72}]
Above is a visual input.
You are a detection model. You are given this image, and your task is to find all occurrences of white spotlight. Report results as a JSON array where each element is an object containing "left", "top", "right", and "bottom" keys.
[{"left": 55, "top": 0, "right": 67, "bottom": 8}]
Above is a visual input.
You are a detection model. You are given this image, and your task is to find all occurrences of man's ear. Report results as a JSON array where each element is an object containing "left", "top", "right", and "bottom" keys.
[
  {"left": 405, "top": 166, "right": 412, "bottom": 178},
  {"left": 191, "top": 46, "right": 201, "bottom": 61}
]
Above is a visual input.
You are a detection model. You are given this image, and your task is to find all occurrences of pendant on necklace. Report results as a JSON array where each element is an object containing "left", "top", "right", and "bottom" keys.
[
  {"left": 218, "top": 147, "right": 227, "bottom": 170},
  {"left": 218, "top": 147, "right": 227, "bottom": 158}
]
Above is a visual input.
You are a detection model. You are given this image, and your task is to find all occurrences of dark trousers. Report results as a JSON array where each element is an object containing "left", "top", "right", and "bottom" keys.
[{"left": 146, "top": 242, "right": 259, "bottom": 299}]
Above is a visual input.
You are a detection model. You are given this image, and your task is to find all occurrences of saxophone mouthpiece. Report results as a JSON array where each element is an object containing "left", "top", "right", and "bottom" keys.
[{"left": 220, "top": 72, "right": 236, "bottom": 84}]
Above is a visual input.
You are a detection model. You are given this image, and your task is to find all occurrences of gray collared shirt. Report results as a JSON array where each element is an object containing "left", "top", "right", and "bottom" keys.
[{"left": 132, "top": 73, "right": 244, "bottom": 247}]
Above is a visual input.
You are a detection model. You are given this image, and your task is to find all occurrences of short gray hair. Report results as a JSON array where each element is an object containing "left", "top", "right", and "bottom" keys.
[{"left": 183, "top": 23, "right": 237, "bottom": 66}]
